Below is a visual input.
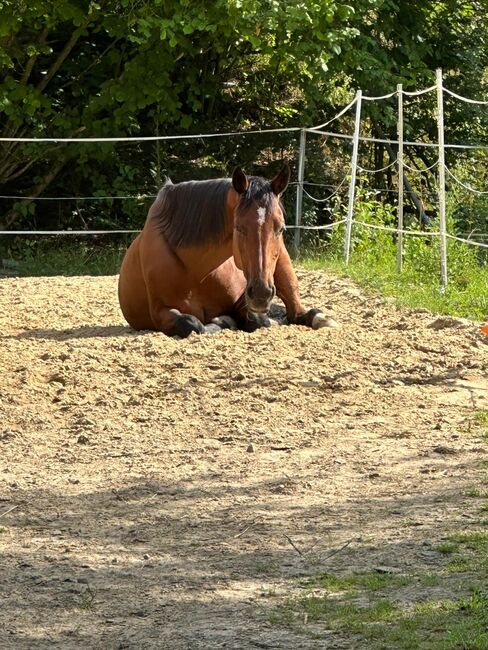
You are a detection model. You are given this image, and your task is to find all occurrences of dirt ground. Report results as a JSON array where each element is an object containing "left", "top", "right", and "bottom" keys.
[{"left": 1, "top": 269, "right": 487, "bottom": 649}]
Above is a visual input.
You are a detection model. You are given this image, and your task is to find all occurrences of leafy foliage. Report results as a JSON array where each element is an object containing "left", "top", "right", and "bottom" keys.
[{"left": 0, "top": 0, "right": 487, "bottom": 238}]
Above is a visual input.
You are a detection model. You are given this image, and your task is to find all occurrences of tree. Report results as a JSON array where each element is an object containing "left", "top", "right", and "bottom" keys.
[{"left": 0, "top": 0, "right": 357, "bottom": 228}]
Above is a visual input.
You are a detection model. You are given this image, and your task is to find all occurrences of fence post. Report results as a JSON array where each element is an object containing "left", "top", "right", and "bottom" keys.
[
  {"left": 436, "top": 68, "right": 448, "bottom": 288},
  {"left": 344, "top": 90, "right": 362, "bottom": 264},
  {"left": 396, "top": 84, "right": 404, "bottom": 272},
  {"left": 294, "top": 128, "right": 307, "bottom": 253}
]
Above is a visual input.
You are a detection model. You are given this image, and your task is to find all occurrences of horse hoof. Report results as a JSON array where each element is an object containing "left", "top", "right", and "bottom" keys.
[
  {"left": 312, "top": 313, "right": 340, "bottom": 330},
  {"left": 174, "top": 314, "right": 206, "bottom": 337},
  {"left": 244, "top": 312, "right": 272, "bottom": 332},
  {"left": 204, "top": 323, "right": 224, "bottom": 334},
  {"left": 211, "top": 316, "right": 238, "bottom": 330}
]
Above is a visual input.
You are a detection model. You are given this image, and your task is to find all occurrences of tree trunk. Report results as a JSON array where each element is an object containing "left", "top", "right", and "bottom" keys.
[{"left": 2, "top": 156, "right": 68, "bottom": 230}]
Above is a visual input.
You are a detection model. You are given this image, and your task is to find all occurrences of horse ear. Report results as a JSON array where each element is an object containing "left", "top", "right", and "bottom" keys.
[
  {"left": 271, "top": 163, "right": 290, "bottom": 196},
  {"left": 232, "top": 167, "right": 249, "bottom": 194}
]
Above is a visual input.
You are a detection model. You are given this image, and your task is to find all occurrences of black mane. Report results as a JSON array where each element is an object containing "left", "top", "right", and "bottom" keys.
[
  {"left": 236, "top": 177, "right": 275, "bottom": 216},
  {"left": 151, "top": 175, "right": 278, "bottom": 248},
  {"left": 151, "top": 178, "right": 232, "bottom": 248}
]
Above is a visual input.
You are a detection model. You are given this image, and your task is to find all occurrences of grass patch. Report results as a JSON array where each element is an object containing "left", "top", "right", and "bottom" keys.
[
  {"left": 76, "top": 588, "right": 96, "bottom": 612},
  {"left": 271, "top": 544, "right": 488, "bottom": 648},
  {"left": 465, "top": 488, "right": 488, "bottom": 498},
  {"left": 302, "top": 571, "right": 412, "bottom": 592},
  {"left": 271, "top": 571, "right": 488, "bottom": 649},
  {"left": 419, "top": 574, "right": 442, "bottom": 587},
  {"left": 476, "top": 412, "right": 488, "bottom": 426},
  {"left": 448, "top": 532, "right": 488, "bottom": 550},
  {"left": 1, "top": 237, "right": 132, "bottom": 277},
  {"left": 296, "top": 197, "right": 487, "bottom": 321},
  {"left": 475, "top": 412, "right": 488, "bottom": 442},
  {"left": 434, "top": 542, "right": 458, "bottom": 555},
  {"left": 298, "top": 253, "right": 487, "bottom": 322}
]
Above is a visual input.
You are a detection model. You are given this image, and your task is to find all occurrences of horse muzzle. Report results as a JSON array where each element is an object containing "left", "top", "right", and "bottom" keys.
[{"left": 245, "top": 280, "right": 276, "bottom": 313}]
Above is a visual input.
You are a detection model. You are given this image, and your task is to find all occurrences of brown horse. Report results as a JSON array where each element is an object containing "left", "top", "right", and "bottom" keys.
[{"left": 118, "top": 164, "right": 335, "bottom": 337}]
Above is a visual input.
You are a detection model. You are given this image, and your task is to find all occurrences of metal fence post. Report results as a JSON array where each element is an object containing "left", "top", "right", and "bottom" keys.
[
  {"left": 396, "top": 83, "right": 404, "bottom": 272},
  {"left": 294, "top": 128, "right": 307, "bottom": 253},
  {"left": 436, "top": 68, "right": 448, "bottom": 288},
  {"left": 344, "top": 90, "right": 362, "bottom": 264}
]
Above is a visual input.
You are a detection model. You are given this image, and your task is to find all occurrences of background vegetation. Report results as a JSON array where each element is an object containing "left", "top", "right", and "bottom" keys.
[{"left": 0, "top": 0, "right": 487, "bottom": 315}]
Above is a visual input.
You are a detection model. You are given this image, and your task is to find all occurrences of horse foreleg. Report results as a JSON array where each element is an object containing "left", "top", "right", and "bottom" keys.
[
  {"left": 156, "top": 307, "right": 207, "bottom": 337},
  {"left": 150, "top": 304, "right": 237, "bottom": 338},
  {"left": 274, "top": 247, "right": 338, "bottom": 330}
]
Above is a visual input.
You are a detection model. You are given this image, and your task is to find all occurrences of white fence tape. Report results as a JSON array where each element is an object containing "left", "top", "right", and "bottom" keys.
[
  {"left": 402, "top": 160, "right": 438, "bottom": 173},
  {"left": 353, "top": 222, "right": 488, "bottom": 249},
  {"left": 362, "top": 90, "right": 397, "bottom": 101},
  {"left": 445, "top": 166, "right": 488, "bottom": 195},
  {"left": 443, "top": 87, "right": 488, "bottom": 105},
  {"left": 0, "top": 126, "right": 301, "bottom": 143},
  {"left": 357, "top": 160, "right": 397, "bottom": 174},
  {"left": 302, "top": 176, "right": 349, "bottom": 203},
  {"left": 354, "top": 220, "right": 440, "bottom": 237},
  {"left": 286, "top": 219, "right": 347, "bottom": 231},
  {"left": 1, "top": 72, "right": 487, "bottom": 285},
  {"left": 311, "top": 97, "right": 358, "bottom": 130},
  {"left": 0, "top": 229, "right": 140, "bottom": 235},
  {"left": 402, "top": 85, "right": 437, "bottom": 96},
  {"left": 0, "top": 194, "right": 155, "bottom": 201}
]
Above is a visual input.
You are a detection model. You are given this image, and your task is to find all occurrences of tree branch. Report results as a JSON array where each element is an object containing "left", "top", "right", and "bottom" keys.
[
  {"left": 3, "top": 155, "right": 69, "bottom": 229},
  {"left": 36, "top": 20, "right": 91, "bottom": 94},
  {"left": 20, "top": 27, "right": 49, "bottom": 86}
]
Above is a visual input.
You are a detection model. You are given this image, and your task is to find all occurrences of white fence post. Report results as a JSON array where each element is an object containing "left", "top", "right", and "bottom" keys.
[
  {"left": 396, "top": 84, "right": 404, "bottom": 272},
  {"left": 344, "top": 90, "right": 362, "bottom": 264},
  {"left": 436, "top": 68, "right": 448, "bottom": 288},
  {"left": 294, "top": 128, "right": 307, "bottom": 253}
]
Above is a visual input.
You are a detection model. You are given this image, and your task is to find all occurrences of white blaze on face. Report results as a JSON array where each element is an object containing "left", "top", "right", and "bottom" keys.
[{"left": 255, "top": 206, "right": 267, "bottom": 273}]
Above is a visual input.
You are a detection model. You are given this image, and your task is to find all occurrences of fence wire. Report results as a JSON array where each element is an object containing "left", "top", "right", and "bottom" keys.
[{"left": 1, "top": 75, "right": 488, "bottom": 272}]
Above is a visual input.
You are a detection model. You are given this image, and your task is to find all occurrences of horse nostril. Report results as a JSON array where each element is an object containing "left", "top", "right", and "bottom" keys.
[{"left": 247, "top": 281, "right": 274, "bottom": 306}]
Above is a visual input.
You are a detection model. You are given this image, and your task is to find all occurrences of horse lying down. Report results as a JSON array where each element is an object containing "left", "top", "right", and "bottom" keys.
[{"left": 118, "top": 164, "right": 337, "bottom": 337}]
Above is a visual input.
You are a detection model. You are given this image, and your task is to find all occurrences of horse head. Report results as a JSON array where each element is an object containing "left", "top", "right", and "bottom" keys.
[{"left": 231, "top": 164, "right": 290, "bottom": 314}]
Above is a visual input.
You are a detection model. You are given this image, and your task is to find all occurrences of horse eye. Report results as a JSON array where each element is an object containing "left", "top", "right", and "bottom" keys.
[
  {"left": 276, "top": 224, "right": 286, "bottom": 236},
  {"left": 235, "top": 224, "right": 246, "bottom": 235}
]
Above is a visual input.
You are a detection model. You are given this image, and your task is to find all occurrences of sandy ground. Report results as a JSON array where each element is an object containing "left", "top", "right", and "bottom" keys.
[{"left": 0, "top": 269, "right": 487, "bottom": 649}]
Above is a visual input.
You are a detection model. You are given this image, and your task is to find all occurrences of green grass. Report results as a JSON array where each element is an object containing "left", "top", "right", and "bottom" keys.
[
  {"left": 1, "top": 237, "right": 131, "bottom": 277},
  {"left": 298, "top": 252, "right": 487, "bottom": 322},
  {"left": 76, "top": 588, "right": 96, "bottom": 612},
  {"left": 465, "top": 488, "right": 488, "bottom": 498},
  {"left": 444, "top": 532, "right": 488, "bottom": 573},
  {"left": 270, "top": 410, "right": 488, "bottom": 648},
  {"left": 475, "top": 412, "right": 488, "bottom": 434},
  {"left": 295, "top": 202, "right": 487, "bottom": 321},
  {"left": 271, "top": 569, "right": 488, "bottom": 649},
  {"left": 302, "top": 571, "right": 412, "bottom": 592},
  {"left": 434, "top": 542, "right": 458, "bottom": 555}
]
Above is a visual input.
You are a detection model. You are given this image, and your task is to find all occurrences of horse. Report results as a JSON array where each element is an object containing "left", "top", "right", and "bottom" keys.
[{"left": 118, "top": 164, "right": 336, "bottom": 337}]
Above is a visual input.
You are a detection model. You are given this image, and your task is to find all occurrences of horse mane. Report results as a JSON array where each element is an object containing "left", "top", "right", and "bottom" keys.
[
  {"left": 150, "top": 174, "right": 280, "bottom": 249},
  {"left": 236, "top": 177, "right": 275, "bottom": 216},
  {"left": 151, "top": 178, "right": 232, "bottom": 248}
]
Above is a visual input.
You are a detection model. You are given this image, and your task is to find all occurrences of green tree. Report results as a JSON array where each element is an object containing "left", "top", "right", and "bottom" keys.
[{"left": 0, "top": 0, "right": 357, "bottom": 228}]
